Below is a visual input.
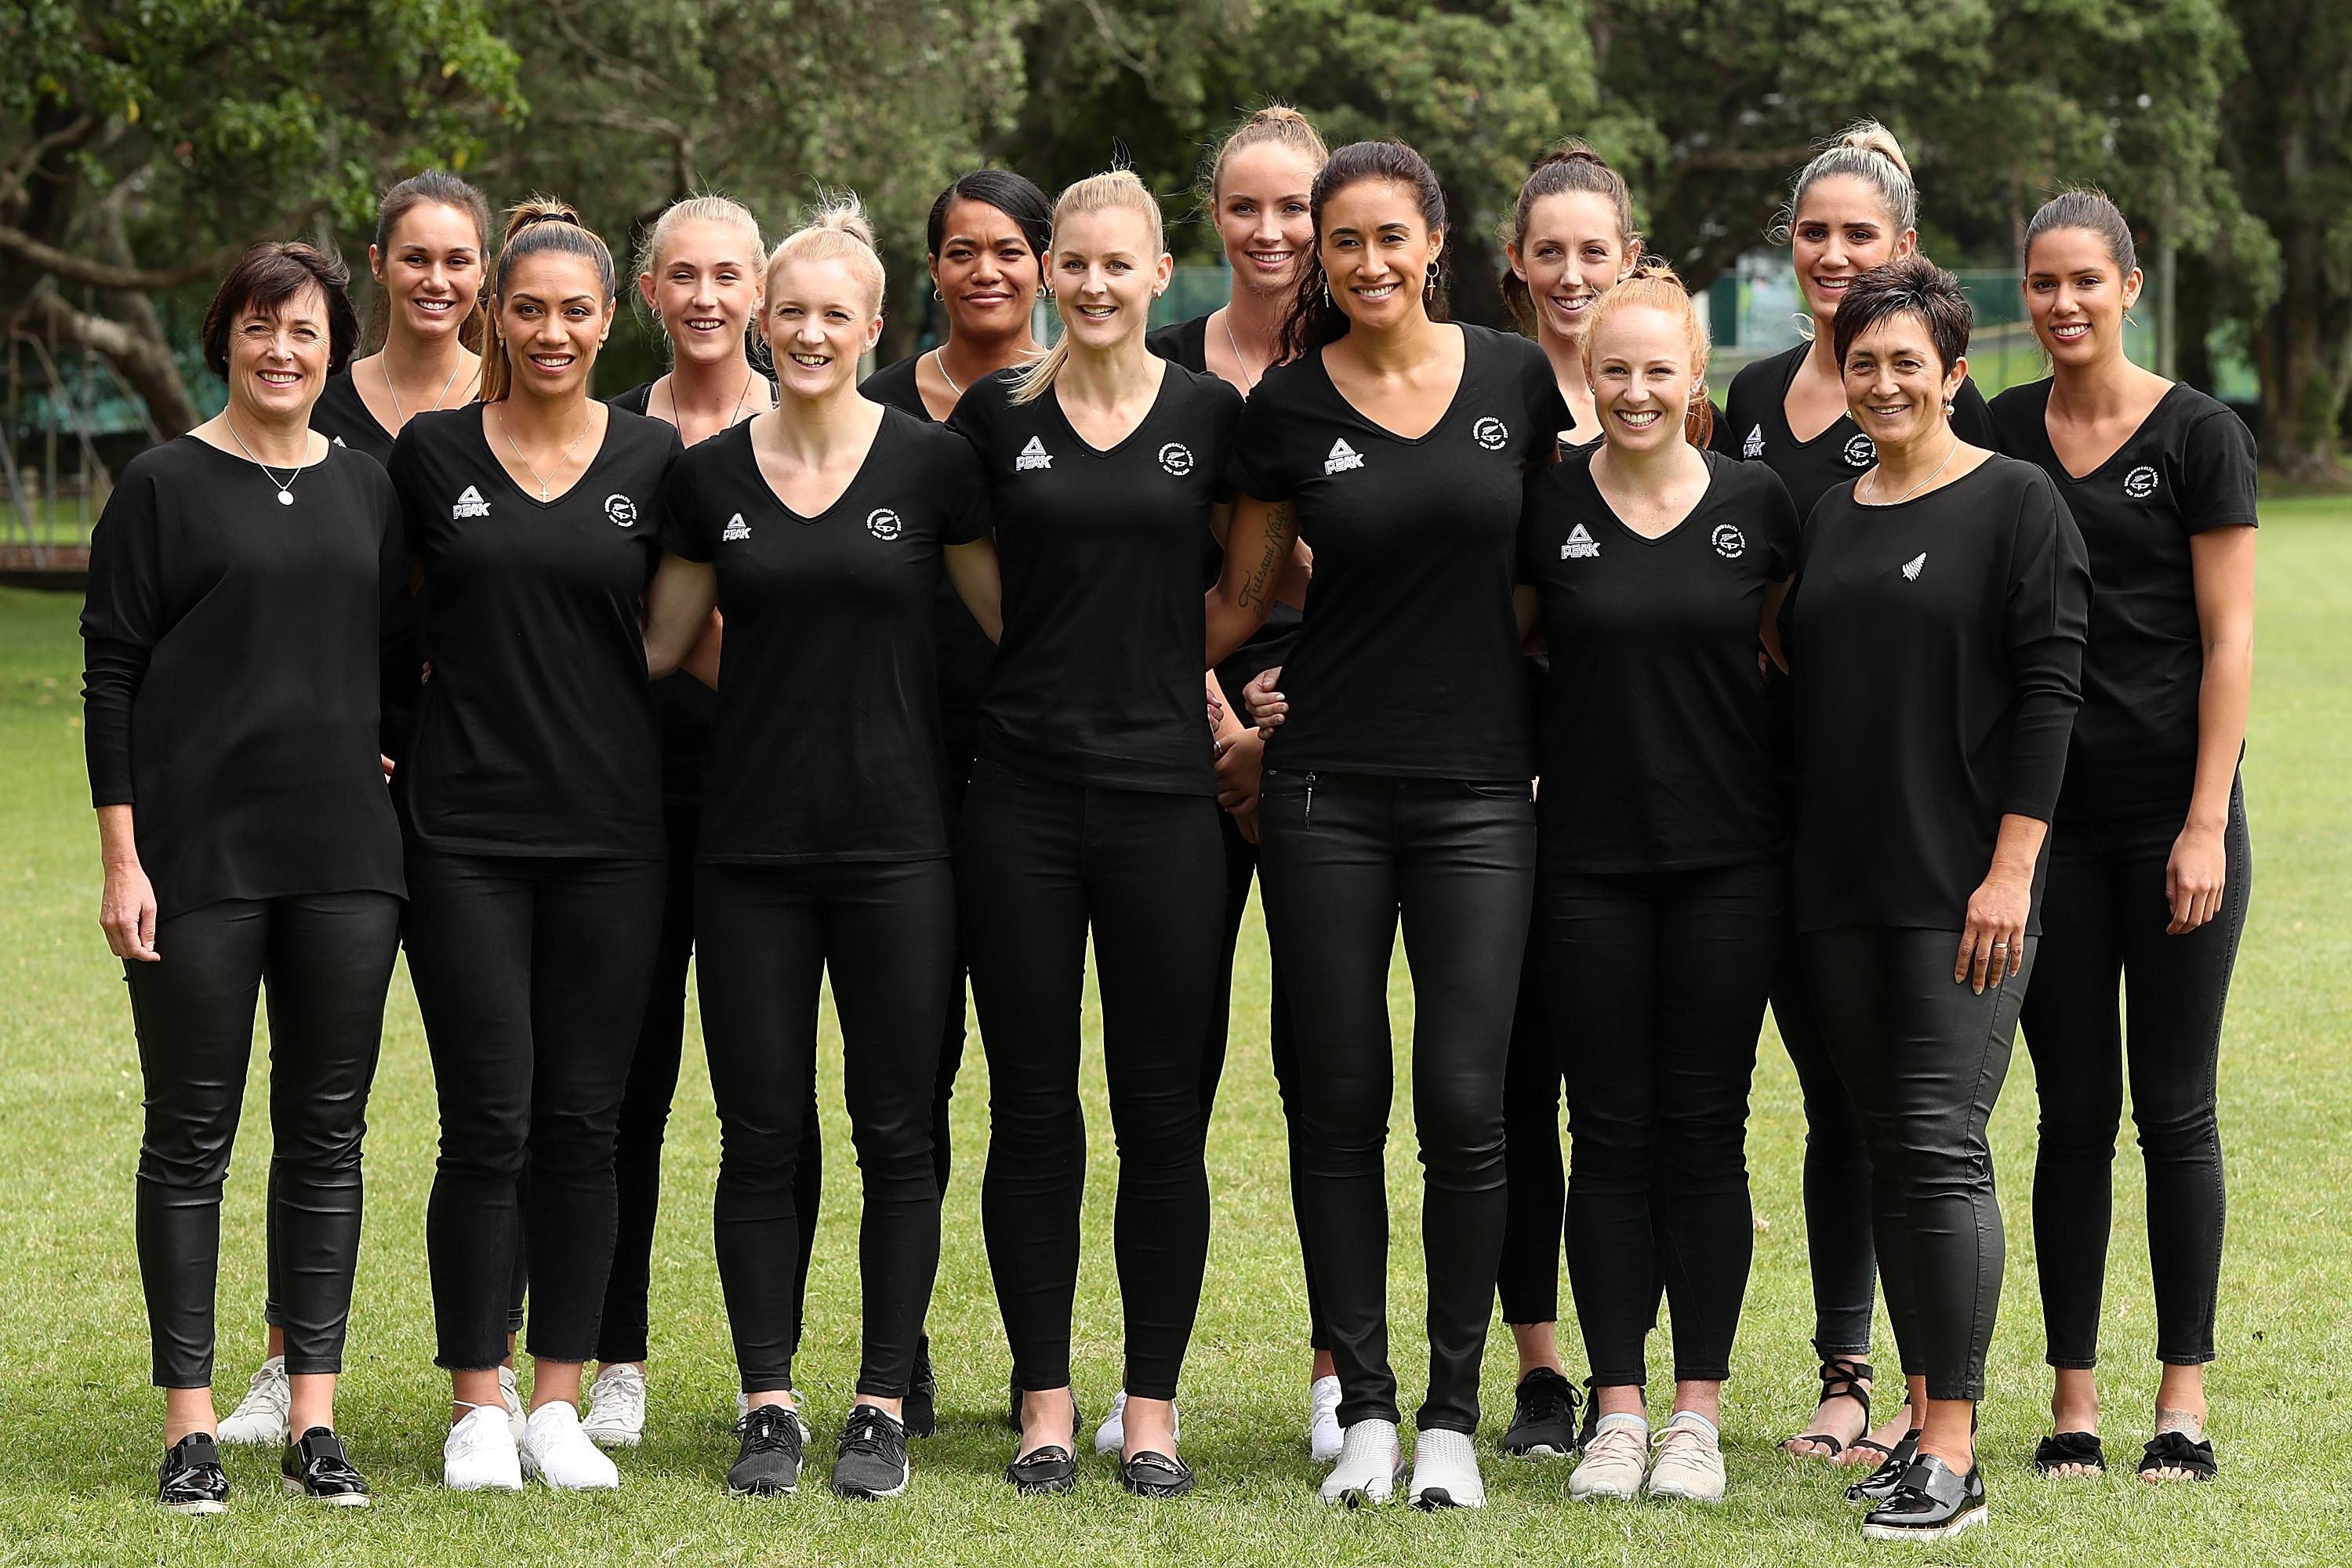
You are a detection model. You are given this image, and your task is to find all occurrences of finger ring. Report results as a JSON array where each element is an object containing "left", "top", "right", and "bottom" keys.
[{"left": 1993, "top": 942, "right": 2010, "bottom": 950}]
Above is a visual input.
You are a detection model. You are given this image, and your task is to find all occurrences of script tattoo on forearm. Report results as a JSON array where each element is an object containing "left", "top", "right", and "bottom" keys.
[{"left": 1239, "top": 499, "right": 1296, "bottom": 615}]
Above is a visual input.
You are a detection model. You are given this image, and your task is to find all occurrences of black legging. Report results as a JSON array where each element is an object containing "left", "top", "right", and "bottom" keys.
[
  {"left": 129, "top": 891, "right": 401, "bottom": 1387},
  {"left": 1496, "top": 933, "right": 1563, "bottom": 1326},
  {"left": 697, "top": 858, "right": 953, "bottom": 1398},
  {"left": 2024, "top": 784, "right": 2249, "bottom": 1370},
  {"left": 405, "top": 849, "right": 666, "bottom": 1370},
  {"left": 1256, "top": 769, "right": 1534, "bottom": 1436},
  {"left": 1802, "top": 924, "right": 2035, "bottom": 1403},
  {"left": 960, "top": 758, "right": 1224, "bottom": 1403},
  {"left": 1770, "top": 924, "right": 1880, "bottom": 1360},
  {"left": 1540, "top": 862, "right": 1780, "bottom": 1387}
]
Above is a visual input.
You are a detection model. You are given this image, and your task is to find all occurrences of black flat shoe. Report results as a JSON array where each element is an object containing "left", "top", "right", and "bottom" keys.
[
  {"left": 158, "top": 1432, "right": 228, "bottom": 1515},
  {"left": 1005, "top": 1443, "right": 1076, "bottom": 1495},
  {"left": 903, "top": 1338, "right": 938, "bottom": 1439},
  {"left": 2033, "top": 1430, "right": 2107, "bottom": 1475},
  {"left": 726, "top": 1405, "right": 805, "bottom": 1497},
  {"left": 281, "top": 1426, "right": 369, "bottom": 1506},
  {"left": 1500, "top": 1367, "right": 1581, "bottom": 1459},
  {"left": 2138, "top": 1430, "right": 2218, "bottom": 1482},
  {"left": 1846, "top": 1427, "right": 1922, "bottom": 1504},
  {"left": 1120, "top": 1449, "right": 1195, "bottom": 1497},
  {"left": 1861, "top": 1454, "right": 1987, "bottom": 1541}
]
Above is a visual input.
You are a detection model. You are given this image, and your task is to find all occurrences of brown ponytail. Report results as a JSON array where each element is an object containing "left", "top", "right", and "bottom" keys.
[
  {"left": 478, "top": 197, "right": 615, "bottom": 403},
  {"left": 1498, "top": 140, "right": 1639, "bottom": 336}
]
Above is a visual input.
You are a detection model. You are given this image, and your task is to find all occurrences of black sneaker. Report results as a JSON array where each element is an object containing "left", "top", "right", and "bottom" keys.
[
  {"left": 158, "top": 1432, "right": 229, "bottom": 1514},
  {"left": 1860, "top": 1454, "right": 1987, "bottom": 1541},
  {"left": 726, "top": 1404, "right": 805, "bottom": 1497},
  {"left": 903, "top": 1338, "right": 938, "bottom": 1439},
  {"left": 281, "top": 1426, "right": 369, "bottom": 1506},
  {"left": 829, "top": 1404, "right": 911, "bottom": 1499},
  {"left": 1846, "top": 1427, "right": 1923, "bottom": 1504},
  {"left": 1500, "top": 1367, "right": 1581, "bottom": 1458}
]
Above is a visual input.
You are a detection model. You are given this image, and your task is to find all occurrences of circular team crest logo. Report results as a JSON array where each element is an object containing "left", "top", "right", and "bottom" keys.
[
  {"left": 1472, "top": 416, "right": 1510, "bottom": 451},
  {"left": 866, "top": 508, "right": 902, "bottom": 541},
  {"left": 605, "top": 493, "right": 638, "bottom": 528},
  {"left": 1159, "top": 442, "right": 1194, "bottom": 477},
  {"left": 1842, "top": 433, "right": 1877, "bottom": 469},
  {"left": 1712, "top": 524, "right": 1747, "bottom": 559},
  {"left": 2123, "top": 464, "right": 2159, "bottom": 500}
]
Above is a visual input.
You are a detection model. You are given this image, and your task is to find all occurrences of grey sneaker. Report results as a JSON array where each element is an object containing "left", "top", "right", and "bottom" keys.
[
  {"left": 216, "top": 1356, "right": 290, "bottom": 1446},
  {"left": 829, "top": 1405, "right": 911, "bottom": 1499}
]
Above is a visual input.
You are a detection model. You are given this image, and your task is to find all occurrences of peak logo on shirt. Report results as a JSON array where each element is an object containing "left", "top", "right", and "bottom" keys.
[
  {"left": 1016, "top": 436, "right": 1053, "bottom": 471},
  {"left": 2123, "top": 464, "right": 2159, "bottom": 500},
  {"left": 1159, "top": 442, "right": 1194, "bottom": 477},
  {"left": 330, "top": 435, "right": 347, "bottom": 448},
  {"left": 866, "top": 508, "right": 902, "bottom": 541},
  {"left": 452, "top": 484, "right": 492, "bottom": 520},
  {"left": 1843, "top": 433, "right": 1877, "bottom": 469},
  {"left": 1325, "top": 437, "right": 1364, "bottom": 475},
  {"left": 1900, "top": 551, "right": 1927, "bottom": 582},
  {"left": 721, "top": 513, "right": 751, "bottom": 543},
  {"left": 1561, "top": 523, "right": 1600, "bottom": 561},
  {"left": 1741, "top": 424, "right": 1765, "bottom": 459},
  {"left": 1712, "top": 524, "right": 1747, "bottom": 559},
  {"left": 1472, "top": 416, "right": 1509, "bottom": 452},
  {"left": 606, "top": 494, "right": 639, "bottom": 528}
]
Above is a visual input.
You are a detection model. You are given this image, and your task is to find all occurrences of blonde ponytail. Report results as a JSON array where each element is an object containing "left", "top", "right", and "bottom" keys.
[{"left": 1010, "top": 169, "right": 1165, "bottom": 407}]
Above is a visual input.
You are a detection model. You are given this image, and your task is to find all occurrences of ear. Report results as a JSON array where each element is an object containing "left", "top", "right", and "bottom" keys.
[
  {"left": 637, "top": 270, "right": 659, "bottom": 312},
  {"left": 1894, "top": 227, "right": 1920, "bottom": 260},
  {"left": 368, "top": 243, "right": 386, "bottom": 285},
  {"left": 863, "top": 312, "right": 885, "bottom": 354},
  {"left": 1944, "top": 353, "right": 1969, "bottom": 405},
  {"left": 1154, "top": 250, "right": 1174, "bottom": 296},
  {"left": 1503, "top": 240, "right": 1527, "bottom": 283},
  {"left": 2121, "top": 266, "right": 2146, "bottom": 313},
  {"left": 600, "top": 294, "right": 619, "bottom": 342}
]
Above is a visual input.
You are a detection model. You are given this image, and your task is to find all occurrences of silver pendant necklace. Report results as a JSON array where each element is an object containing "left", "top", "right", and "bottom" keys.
[
  {"left": 665, "top": 364, "right": 756, "bottom": 442},
  {"left": 495, "top": 405, "right": 591, "bottom": 502},
  {"left": 223, "top": 413, "right": 309, "bottom": 505},
  {"left": 381, "top": 352, "right": 464, "bottom": 432},
  {"left": 1866, "top": 434, "right": 1961, "bottom": 506},
  {"left": 931, "top": 346, "right": 962, "bottom": 397},
  {"left": 1220, "top": 308, "right": 1263, "bottom": 391}
]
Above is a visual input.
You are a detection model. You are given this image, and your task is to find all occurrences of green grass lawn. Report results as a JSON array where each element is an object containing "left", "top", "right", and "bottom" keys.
[{"left": 2, "top": 502, "right": 2347, "bottom": 1566}]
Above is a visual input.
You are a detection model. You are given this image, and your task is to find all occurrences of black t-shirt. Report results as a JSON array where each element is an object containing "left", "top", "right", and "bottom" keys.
[
  {"left": 1229, "top": 322, "right": 1568, "bottom": 779},
  {"left": 1782, "top": 456, "right": 2090, "bottom": 934},
  {"left": 1518, "top": 448, "right": 1798, "bottom": 873},
  {"left": 662, "top": 412, "right": 987, "bottom": 861},
  {"left": 949, "top": 361, "right": 1245, "bottom": 794},
  {"left": 608, "top": 380, "right": 720, "bottom": 808},
  {"left": 310, "top": 368, "right": 397, "bottom": 467},
  {"left": 81, "top": 437, "right": 407, "bottom": 920},
  {"left": 387, "top": 404, "right": 679, "bottom": 858},
  {"left": 1725, "top": 343, "right": 1998, "bottom": 520},
  {"left": 1991, "top": 379, "right": 2259, "bottom": 822}
]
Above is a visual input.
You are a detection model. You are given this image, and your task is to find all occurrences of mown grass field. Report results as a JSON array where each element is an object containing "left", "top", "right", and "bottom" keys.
[{"left": 1, "top": 500, "right": 2347, "bottom": 1566}]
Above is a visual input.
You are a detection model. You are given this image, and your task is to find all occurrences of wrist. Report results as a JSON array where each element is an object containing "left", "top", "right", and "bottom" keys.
[{"left": 2180, "top": 811, "right": 2227, "bottom": 836}]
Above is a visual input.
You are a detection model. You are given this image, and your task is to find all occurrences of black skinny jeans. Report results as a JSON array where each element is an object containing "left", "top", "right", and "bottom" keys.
[
  {"left": 405, "top": 849, "right": 666, "bottom": 1370},
  {"left": 960, "top": 759, "right": 1224, "bottom": 1402},
  {"left": 1540, "top": 862, "right": 1781, "bottom": 1387},
  {"left": 1257, "top": 768, "right": 1534, "bottom": 1436},
  {"left": 1497, "top": 931, "right": 1564, "bottom": 1326},
  {"left": 129, "top": 891, "right": 401, "bottom": 1387},
  {"left": 1803, "top": 924, "right": 2036, "bottom": 1403},
  {"left": 2023, "top": 786, "right": 2249, "bottom": 1370},
  {"left": 1770, "top": 920, "right": 1880, "bottom": 1361},
  {"left": 698, "top": 858, "right": 954, "bottom": 1397}
]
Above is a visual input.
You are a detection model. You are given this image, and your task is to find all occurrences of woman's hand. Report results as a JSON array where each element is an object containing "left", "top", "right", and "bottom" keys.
[
  {"left": 1244, "top": 666, "right": 1287, "bottom": 737},
  {"left": 1214, "top": 726, "right": 1265, "bottom": 819},
  {"left": 102, "top": 858, "right": 161, "bottom": 963},
  {"left": 2165, "top": 820, "right": 2229, "bottom": 935},
  {"left": 1955, "top": 868, "right": 2030, "bottom": 993}
]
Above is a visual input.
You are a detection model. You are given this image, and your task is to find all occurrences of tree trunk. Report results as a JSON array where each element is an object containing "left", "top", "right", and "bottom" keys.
[
  {"left": 20, "top": 285, "right": 199, "bottom": 438},
  {"left": 2252, "top": 227, "right": 2352, "bottom": 480}
]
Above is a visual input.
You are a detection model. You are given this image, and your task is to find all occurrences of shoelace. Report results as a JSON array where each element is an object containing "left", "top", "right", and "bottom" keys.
[
  {"left": 840, "top": 1408, "right": 904, "bottom": 1461},
  {"left": 737, "top": 1407, "right": 804, "bottom": 1457},
  {"left": 1585, "top": 1424, "right": 1648, "bottom": 1465},
  {"left": 1522, "top": 1380, "right": 1579, "bottom": 1429},
  {"left": 1652, "top": 1423, "right": 1715, "bottom": 1461}
]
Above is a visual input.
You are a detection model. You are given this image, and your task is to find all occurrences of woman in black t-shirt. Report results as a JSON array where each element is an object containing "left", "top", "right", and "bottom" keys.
[
  {"left": 1212, "top": 140, "right": 1567, "bottom": 1512},
  {"left": 84, "top": 244, "right": 402, "bottom": 1512},
  {"left": 387, "top": 201, "right": 679, "bottom": 1495},
  {"left": 1782, "top": 259, "right": 2089, "bottom": 1543},
  {"left": 1994, "top": 192, "right": 2256, "bottom": 1486}
]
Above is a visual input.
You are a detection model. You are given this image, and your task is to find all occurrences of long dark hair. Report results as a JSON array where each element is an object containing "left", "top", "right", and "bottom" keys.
[
  {"left": 1276, "top": 140, "right": 1448, "bottom": 365},
  {"left": 367, "top": 170, "right": 492, "bottom": 353}
]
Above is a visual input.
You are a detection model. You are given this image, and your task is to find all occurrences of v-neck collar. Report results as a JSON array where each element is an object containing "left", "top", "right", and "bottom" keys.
[
  {"left": 472, "top": 402, "right": 619, "bottom": 510},
  {"left": 1316, "top": 323, "right": 1473, "bottom": 446},
  {"left": 1584, "top": 448, "right": 1723, "bottom": 547},
  {"left": 1047, "top": 357, "right": 1173, "bottom": 459},
  {"left": 2040, "top": 380, "right": 2186, "bottom": 484},
  {"left": 742, "top": 407, "right": 891, "bottom": 524},
  {"left": 1774, "top": 342, "right": 1854, "bottom": 450}
]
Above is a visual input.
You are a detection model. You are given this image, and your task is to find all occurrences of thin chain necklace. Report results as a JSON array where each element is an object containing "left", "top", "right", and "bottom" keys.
[
  {"left": 664, "top": 362, "right": 757, "bottom": 441},
  {"left": 1220, "top": 307, "right": 1265, "bottom": 391},
  {"left": 223, "top": 412, "right": 310, "bottom": 506},
  {"left": 930, "top": 346, "right": 962, "bottom": 397},
  {"left": 494, "top": 404, "right": 592, "bottom": 502},
  {"left": 380, "top": 350, "right": 464, "bottom": 432},
  {"left": 1864, "top": 434, "right": 1962, "bottom": 506}
]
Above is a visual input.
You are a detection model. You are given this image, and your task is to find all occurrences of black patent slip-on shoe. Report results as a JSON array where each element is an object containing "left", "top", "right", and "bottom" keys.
[
  {"left": 158, "top": 1432, "right": 229, "bottom": 1515},
  {"left": 281, "top": 1426, "right": 370, "bottom": 1506},
  {"left": 1861, "top": 1454, "right": 1987, "bottom": 1542},
  {"left": 1846, "top": 1427, "right": 1922, "bottom": 1504}
]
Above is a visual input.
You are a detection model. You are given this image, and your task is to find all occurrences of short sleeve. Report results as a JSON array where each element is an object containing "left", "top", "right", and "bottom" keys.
[
  {"left": 1516, "top": 466, "right": 1557, "bottom": 586},
  {"left": 1951, "top": 375, "right": 1998, "bottom": 449},
  {"left": 1751, "top": 463, "right": 1802, "bottom": 579},
  {"left": 1227, "top": 373, "right": 1295, "bottom": 502},
  {"left": 658, "top": 453, "right": 713, "bottom": 563},
  {"left": 936, "top": 434, "right": 992, "bottom": 546},
  {"left": 1701, "top": 399, "right": 1740, "bottom": 458},
  {"left": 1519, "top": 339, "right": 1571, "bottom": 462},
  {"left": 945, "top": 373, "right": 1003, "bottom": 459},
  {"left": 385, "top": 426, "right": 433, "bottom": 559},
  {"left": 1206, "top": 376, "right": 1247, "bottom": 504},
  {"left": 640, "top": 425, "right": 683, "bottom": 569},
  {"left": 2181, "top": 407, "right": 2260, "bottom": 535}
]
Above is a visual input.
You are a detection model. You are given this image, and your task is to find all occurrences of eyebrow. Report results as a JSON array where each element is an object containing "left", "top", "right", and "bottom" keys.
[{"left": 507, "top": 292, "right": 601, "bottom": 307}]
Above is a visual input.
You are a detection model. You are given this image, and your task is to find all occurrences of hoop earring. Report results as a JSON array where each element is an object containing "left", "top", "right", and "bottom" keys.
[{"left": 933, "top": 288, "right": 944, "bottom": 303}]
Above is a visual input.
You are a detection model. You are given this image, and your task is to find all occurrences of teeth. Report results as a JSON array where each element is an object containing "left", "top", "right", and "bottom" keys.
[
  {"left": 686, "top": 318, "right": 724, "bottom": 331},
  {"left": 1356, "top": 284, "right": 1397, "bottom": 298},
  {"left": 789, "top": 353, "right": 828, "bottom": 365},
  {"left": 1617, "top": 410, "right": 1659, "bottom": 426}
]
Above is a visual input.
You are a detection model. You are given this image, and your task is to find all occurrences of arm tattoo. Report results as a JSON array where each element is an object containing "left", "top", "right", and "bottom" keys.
[{"left": 1239, "top": 499, "right": 1297, "bottom": 615}]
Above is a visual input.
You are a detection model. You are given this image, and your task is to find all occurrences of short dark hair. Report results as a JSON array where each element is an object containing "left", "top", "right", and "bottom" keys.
[
  {"left": 1831, "top": 255, "right": 1972, "bottom": 376},
  {"left": 201, "top": 241, "right": 360, "bottom": 378},
  {"left": 2025, "top": 187, "right": 2136, "bottom": 277},
  {"left": 926, "top": 169, "right": 1052, "bottom": 261}
]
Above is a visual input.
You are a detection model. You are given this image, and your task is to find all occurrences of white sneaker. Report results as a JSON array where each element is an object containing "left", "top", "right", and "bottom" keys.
[
  {"left": 1091, "top": 1389, "right": 1181, "bottom": 1456},
  {"left": 443, "top": 1403, "right": 524, "bottom": 1492},
  {"left": 519, "top": 1401, "right": 619, "bottom": 1490},
  {"left": 1645, "top": 1412, "right": 1726, "bottom": 1502},
  {"left": 581, "top": 1363, "right": 647, "bottom": 1449},
  {"left": 216, "top": 1355, "right": 290, "bottom": 1446},
  {"left": 1308, "top": 1375, "right": 1344, "bottom": 1464},
  {"left": 737, "top": 1390, "right": 814, "bottom": 1445},
  {"left": 1408, "top": 1428, "right": 1486, "bottom": 1510},
  {"left": 1570, "top": 1414, "right": 1650, "bottom": 1501},
  {"left": 497, "top": 1366, "right": 526, "bottom": 1444},
  {"left": 1317, "top": 1417, "right": 1404, "bottom": 1506}
]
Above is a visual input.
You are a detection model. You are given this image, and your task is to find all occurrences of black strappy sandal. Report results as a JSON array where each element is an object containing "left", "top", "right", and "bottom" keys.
[
  {"left": 2138, "top": 1431, "right": 2217, "bottom": 1482},
  {"left": 1784, "top": 1357, "right": 1873, "bottom": 1461},
  {"left": 2033, "top": 1431, "right": 2107, "bottom": 1475}
]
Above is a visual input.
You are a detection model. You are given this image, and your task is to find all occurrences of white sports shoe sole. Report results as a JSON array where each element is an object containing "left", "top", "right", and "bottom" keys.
[
  {"left": 1861, "top": 1503, "right": 1988, "bottom": 1542},
  {"left": 280, "top": 1476, "right": 370, "bottom": 1507}
]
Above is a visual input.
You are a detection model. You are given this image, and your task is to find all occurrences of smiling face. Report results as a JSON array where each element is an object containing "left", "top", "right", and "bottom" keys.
[
  {"left": 226, "top": 281, "right": 332, "bottom": 423},
  {"left": 1214, "top": 142, "right": 1319, "bottom": 299},
  {"left": 1511, "top": 189, "right": 1630, "bottom": 348},
  {"left": 495, "top": 252, "right": 615, "bottom": 401},
  {"left": 1791, "top": 174, "right": 1916, "bottom": 328},
  {"left": 1047, "top": 205, "right": 1168, "bottom": 354},
  {"left": 371, "top": 201, "right": 485, "bottom": 347},
  {"left": 1588, "top": 301, "right": 1700, "bottom": 456},
  {"left": 931, "top": 198, "right": 1044, "bottom": 343},
  {"left": 1319, "top": 177, "right": 1444, "bottom": 335},
  {"left": 1842, "top": 310, "right": 1966, "bottom": 456},
  {"left": 641, "top": 218, "right": 764, "bottom": 369},
  {"left": 763, "top": 255, "right": 884, "bottom": 400},
  {"left": 2025, "top": 225, "right": 2142, "bottom": 372}
]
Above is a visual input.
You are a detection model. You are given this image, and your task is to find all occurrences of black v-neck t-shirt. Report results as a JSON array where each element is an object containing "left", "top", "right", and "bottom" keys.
[
  {"left": 1781, "top": 455, "right": 2091, "bottom": 934},
  {"left": 1990, "top": 379, "right": 2258, "bottom": 822},
  {"left": 82, "top": 437, "right": 407, "bottom": 919},
  {"left": 387, "top": 404, "right": 680, "bottom": 858},
  {"left": 661, "top": 411, "right": 988, "bottom": 861},
  {"left": 949, "top": 361, "right": 1246, "bottom": 794},
  {"left": 1725, "top": 343, "right": 1998, "bottom": 520},
  {"left": 1519, "top": 448, "right": 1798, "bottom": 872},
  {"left": 1229, "top": 321, "right": 1569, "bottom": 779},
  {"left": 310, "top": 368, "right": 397, "bottom": 467}
]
